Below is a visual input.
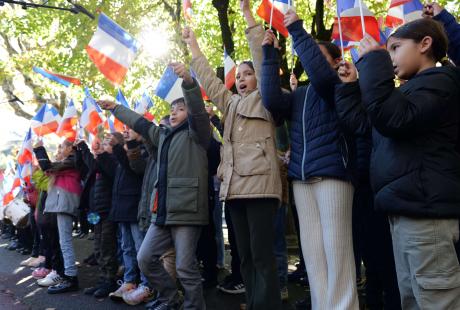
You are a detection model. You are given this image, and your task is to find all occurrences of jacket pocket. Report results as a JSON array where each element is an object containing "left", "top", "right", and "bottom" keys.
[
  {"left": 167, "top": 178, "right": 199, "bottom": 213},
  {"left": 234, "top": 140, "right": 271, "bottom": 176}
]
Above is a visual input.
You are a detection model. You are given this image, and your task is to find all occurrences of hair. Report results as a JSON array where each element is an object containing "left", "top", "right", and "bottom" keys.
[
  {"left": 238, "top": 61, "right": 255, "bottom": 71},
  {"left": 317, "top": 41, "right": 342, "bottom": 60},
  {"left": 171, "top": 97, "right": 185, "bottom": 107},
  {"left": 112, "top": 132, "right": 125, "bottom": 145},
  {"left": 160, "top": 115, "right": 171, "bottom": 126},
  {"left": 389, "top": 18, "right": 450, "bottom": 66},
  {"left": 62, "top": 139, "right": 73, "bottom": 148}
]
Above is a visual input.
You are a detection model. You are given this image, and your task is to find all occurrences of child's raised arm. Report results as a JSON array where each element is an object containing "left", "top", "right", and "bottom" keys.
[{"left": 241, "top": 0, "right": 264, "bottom": 84}]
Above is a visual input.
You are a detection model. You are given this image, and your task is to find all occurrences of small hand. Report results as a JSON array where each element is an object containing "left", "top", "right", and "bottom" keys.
[
  {"left": 97, "top": 100, "right": 116, "bottom": 110},
  {"left": 170, "top": 62, "right": 193, "bottom": 85},
  {"left": 338, "top": 62, "right": 358, "bottom": 83},
  {"left": 290, "top": 73, "right": 298, "bottom": 91},
  {"left": 262, "top": 29, "right": 279, "bottom": 48},
  {"left": 358, "top": 34, "right": 380, "bottom": 58},
  {"left": 239, "top": 0, "right": 250, "bottom": 12},
  {"left": 284, "top": 9, "right": 299, "bottom": 28}
]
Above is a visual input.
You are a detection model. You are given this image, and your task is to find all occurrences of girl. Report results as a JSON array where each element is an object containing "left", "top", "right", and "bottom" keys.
[
  {"left": 344, "top": 18, "right": 460, "bottom": 309},
  {"left": 260, "top": 9, "right": 358, "bottom": 310},
  {"left": 184, "top": 0, "right": 282, "bottom": 308}
]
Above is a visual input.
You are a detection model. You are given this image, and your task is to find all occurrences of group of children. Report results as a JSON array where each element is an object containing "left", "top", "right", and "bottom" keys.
[{"left": 5, "top": 0, "right": 460, "bottom": 309}]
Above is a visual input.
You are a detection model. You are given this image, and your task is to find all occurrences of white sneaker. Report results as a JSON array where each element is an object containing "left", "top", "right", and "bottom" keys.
[
  {"left": 37, "top": 270, "right": 63, "bottom": 287},
  {"left": 122, "top": 284, "right": 154, "bottom": 305}
]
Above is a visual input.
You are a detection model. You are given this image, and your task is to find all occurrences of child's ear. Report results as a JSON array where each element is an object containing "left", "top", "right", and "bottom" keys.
[{"left": 419, "top": 36, "right": 433, "bottom": 55}]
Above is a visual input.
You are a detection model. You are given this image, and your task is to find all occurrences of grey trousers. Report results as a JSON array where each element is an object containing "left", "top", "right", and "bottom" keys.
[
  {"left": 389, "top": 216, "right": 460, "bottom": 310},
  {"left": 56, "top": 213, "right": 77, "bottom": 277},
  {"left": 137, "top": 224, "right": 204, "bottom": 310}
]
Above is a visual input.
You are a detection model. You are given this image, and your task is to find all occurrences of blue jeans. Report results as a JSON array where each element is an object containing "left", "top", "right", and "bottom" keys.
[
  {"left": 273, "top": 204, "right": 288, "bottom": 288},
  {"left": 119, "top": 222, "right": 148, "bottom": 286},
  {"left": 57, "top": 213, "right": 77, "bottom": 277}
]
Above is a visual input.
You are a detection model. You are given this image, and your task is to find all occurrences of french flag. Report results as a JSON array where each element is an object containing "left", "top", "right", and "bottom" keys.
[
  {"left": 86, "top": 13, "right": 140, "bottom": 85},
  {"left": 332, "top": 0, "right": 380, "bottom": 43},
  {"left": 386, "top": 0, "right": 423, "bottom": 28},
  {"left": 81, "top": 88, "right": 104, "bottom": 135},
  {"left": 110, "top": 89, "right": 130, "bottom": 131},
  {"left": 31, "top": 104, "right": 62, "bottom": 136},
  {"left": 389, "top": 0, "right": 412, "bottom": 8},
  {"left": 2, "top": 191, "right": 15, "bottom": 206},
  {"left": 17, "top": 128, "right": 33, "bottom": 165},
  {"left": 224, "top": 50, "right": 237, "bottom": 90},
  {"left": 33, "top": 67, "right": 81, "bottom": 87},
  {"left": 155, "top": 66, "right": 183, "bottom": 104},
  {"left": 19, "top": 162, "right": 32, "bottom": 185},
  {"left": 134, "top": 93, "right": 155, "bottom": 121},
  {"left": 257, "top": 0, "right": 290, "bottom": 37},
  {"left": 104, "top": 115, "right": 118, "bottom": 133},
  {"left": 190, "top": 69, "right": 209, "bottom": 100},
  {"left": 56, "top": 100, "right": 78, "bottom": 142}
]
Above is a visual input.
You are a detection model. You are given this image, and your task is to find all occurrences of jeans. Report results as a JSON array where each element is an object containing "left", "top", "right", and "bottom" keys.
[
  {"left": 119, "top": 222, "right": 148, "bottom": 286},
  {"left": 138, "top": 224, "right": 204, "bottom": 310},
  {"left": 273, "top": 204, "right": 288, "bottom": 289},
  {"left": 213, "top": 192, "right": 225, "bottom": 268},
  {"left": 57, "top": 213, "right": 77, "bottom": 277}
]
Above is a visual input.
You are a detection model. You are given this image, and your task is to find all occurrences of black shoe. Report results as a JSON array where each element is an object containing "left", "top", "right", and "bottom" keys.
[
  {"left": 83, "top": 253, "right": 95, "bottom": 264},
  {"left": 84, "top": 282, "right": 104, "bottom": 295},
  {"left": 47, "top": 276, "right": 79, "bottom": 294},
  {"left": 20, "top": 249, "right": 32, "bottom": 255},
  {"left": 216, "top": 274, "right": 233, "bottom": 290},
  {"left": 93, "top": 281, "right": 118, "bottom": 298},
  {"left": 295, "top": 297, "right": 310, "bottom": 310},
  {"left": 7, "top": 241, "right": 18, "bottom": 251},
  {"left": 219, "top": 279, "right": 245, "bottom": 294},
  {"left": 16, "top": 247, "right": 25, "bottom": 253},
  {"left": 77, "top": 232, "right": 88, "bottom": 239}
]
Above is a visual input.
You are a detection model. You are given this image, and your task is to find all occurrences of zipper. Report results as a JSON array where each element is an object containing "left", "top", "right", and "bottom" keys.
[{"left": 301, "top": 85, "right": 311, "bottom": 180}]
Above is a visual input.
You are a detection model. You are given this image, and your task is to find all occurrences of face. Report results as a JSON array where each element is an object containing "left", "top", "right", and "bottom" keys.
[
  {"left": 236, "top": 63, "right": 257, "bottom": 97},
  {"left": 318, "top": 45, "right": 341, "bottom": 70},
  {"left": 169, "top": 101, "right": 188, "bottom": 127},
  {"left": 102, "top": 138, "right": 112, "bottom": 154},
  {"left": 387, "top": 36, "right": 433, "bottom": 80},
  {"left": 59, "top": 141, "right": 73, "bottom": 159}
]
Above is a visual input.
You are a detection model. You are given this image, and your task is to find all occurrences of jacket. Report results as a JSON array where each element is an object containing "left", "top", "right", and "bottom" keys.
[
  {"left": 434, "top": 9, "right": 460, "bottom": 66},
  {"left": 352, "top": 49, "right": 460, "bottom": 217},
  {"left": 191, "top": 24, "right": 282, "bottom": 202},
  {"left": 33, "top": 146, "right": 81, "bottom": 217},
  {"left": 111, "top": 79, "right": 210, "bottom": 226},
  {"left": 260, "top": 20, "right": 352, "bottom": 182}
]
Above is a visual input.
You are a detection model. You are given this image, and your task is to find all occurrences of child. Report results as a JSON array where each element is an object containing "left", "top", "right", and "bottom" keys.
[
  {"left": 33, "top": 139, "right": 81, "bottom": 294},
  {"left": 346, "top": 18, "right": 460, "bottom": 309},
  {"left": 98, "top": 63, "right": 210, "bottom": 310},
  {"left": 260, "top": 9, "right": 358, "bottom": 310},
  {"left": 184, "top": 0, "right": 283, "bottom": 308}
]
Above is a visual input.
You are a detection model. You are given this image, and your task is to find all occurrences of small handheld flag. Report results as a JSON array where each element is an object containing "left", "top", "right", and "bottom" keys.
[{"left": 155, "top": 66, "right": 183, "bottom": 104}]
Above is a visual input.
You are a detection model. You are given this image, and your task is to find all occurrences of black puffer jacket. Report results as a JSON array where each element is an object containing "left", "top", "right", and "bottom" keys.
[
  {"left": 346, "top": 49, "right": 460, "bottom": 218},
  {"left": 75, "top": 142, "right": 113, "bottom": 219}
]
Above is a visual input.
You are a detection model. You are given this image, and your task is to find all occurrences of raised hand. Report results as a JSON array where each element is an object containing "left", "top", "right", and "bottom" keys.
[
  {"left": 262, "top": 29, "right": 279, "bottom": 48},
  {"left": 240, "top": 0, "right": 250, "bottom": 12},
  {"left": 290, "top": 73, "right": 298, "bottom": 91},
  {"left": 423, "top": 3, "right": 443, "bottom": 18},
  {"left": 33, "top": 139, "right": 44, "bottom": 149},
  {"left": 338, "top": 62, "right": 358, "bottom": 83},
  {"left": 284, "top": 9, "right": 299, "bottom": 28},
  {"left": 358, "top": 34, "right": 381, "bottom": 58},
  {"left": 170, "top": 62, "right": 193, "bottom": 85},
  {"left": 97, "top": 100, "right": 116, "bottom": 110}
]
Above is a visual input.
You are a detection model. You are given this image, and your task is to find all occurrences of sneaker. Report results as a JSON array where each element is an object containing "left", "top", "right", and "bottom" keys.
[
  {"left": 48, "top": 276, "right": 79, "bottom": 294},
  {"left": 122, "top": 284, "right": 154, "bottom": 305},
  {"left": 84, "top": 280, "right": 104, "bottom": 295},
  {"left": 109, "top": 281, "right": 136, "bottom": 301},
  {"left": 37, "top": 270, "right": 63, "bottom": 287},
  {"left": 148, "top": 301, "right": 168, "bottom": 310},
  {"left": 28, "top": 256, "right": 45, "bottom": 268},
  {"left": 94, "top": 281, "right": 118, "bottom": 298},
  {"left": 219, "top": 279, "right": 245, "bottom": 294},
  {"left": 280, "top": 286, "right": 289, "bottom": 302},
  {"left": 32, "top": 267, "right": 51, "bottom": 279},
  {"left": 20, "top": 257, "right": 35, "bottom": 267},
  {"left": 216, "top": 274, "right": 233, "bottom": 290}
]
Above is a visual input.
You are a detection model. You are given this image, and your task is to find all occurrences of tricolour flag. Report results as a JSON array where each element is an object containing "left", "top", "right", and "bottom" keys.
[
  {"left": 17, "top": 128, "right": 33, "bottom": 165},
  {"left": 111, "top": 89, "right": 130, "bottom": 132},
  {"left": 224, "top": 50, "right": 237, "bottom": 90},
  {"left": 80, "top": 88, "right": 104, "bottom": 135},
  {"left": 31, "top": 104, "right": 62, "bottom": 136},
  {"left": 183, "top": 0, "right": 193, "bottom": 20},
  {"left": 257, "top": 0, "right": 290, "bottom": 37},
  {"left": 86, "top": 13, "right": 140, "bottom": 85},
  {"left": 56, "top": 100, "right": 78, "bottom": 142},
  {"left": 155, "top": 66, "right": 183, "bottom": 104},
  {"left": 389, "top": 0, "right": 412, "bottom": 8},
  {"left": 190, "top": 69, "right": 209, "bottom": 100},
  {"left": 19, "top": 163, "right": 32, "bottom": 185},
  {"left": 332, "top": 0, "right": 380, "bottom": 43},
  {"left": 33, "top": 67, "right": 81, "bottom": 87},
  {"left": 134, "top": 93, "right": 155, "bottom": 121},
  {"left": 386, "top": 0, "right": 423, "bottom": 28}
]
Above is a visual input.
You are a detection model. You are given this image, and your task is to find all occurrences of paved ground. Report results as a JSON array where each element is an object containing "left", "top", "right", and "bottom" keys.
[{"left": 0, "top": 236, "right": 313, "bottom": 310}]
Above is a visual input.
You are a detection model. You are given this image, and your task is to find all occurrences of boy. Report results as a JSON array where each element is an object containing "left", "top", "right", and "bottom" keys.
[{"left": 98, "top": 62, "right": 210, "bottom": 310}]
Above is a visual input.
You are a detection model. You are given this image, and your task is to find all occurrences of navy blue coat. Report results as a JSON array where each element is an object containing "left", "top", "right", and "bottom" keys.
[
  {"left": 434, "top": 9, "right": 460, "bottom": 66},
  {"left": 261, "top": 20, "right": 352, "bottom": 182},
  {"left": 350, "top": 49, "right": 460, "bottom": 218}
]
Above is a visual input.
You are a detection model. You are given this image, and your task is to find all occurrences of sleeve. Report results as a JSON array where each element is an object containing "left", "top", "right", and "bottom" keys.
[
  {"left": 356, "top": 49, "right": 451, "bottom": 138},
  {"left": 182, "top": 79, "right": 211, "bottom": 150},
  {"left": 33, "top": 146, "right": 52, "bottom": 171},
  {"left": 126, "top": 140, "right": 147, "bottom": 175},
  {"left": 95, "top": 153, "right": 117, "bottom": 179},
  {"left": 210, "top": 115, "right": 224, "bottom": 136},
  {"left": 112, "top": 104, "right": 161, "bottom": 147},
  {"left": 434, "top": 9, "right": 460, "bottom": 66},
  {"left": 260, "top": 44, "right": 293, "bottom": 123},
  {"left": 245, "top": 24, "right": 265, "bottom": 84},
  {"left": 190, "top": 55, "right": 234, "bottom": 115},
  {"left": 112, "top": 144, "right": 132, "bottom": 170},
  {"left": 77, "top": 141, "right": 96, "bottom": 170},
  {"left": 287, "top": 20, "right": 341, "bottom": 105},
  {"left": 335, "top": 81, "right": 371, "bottom": 136}
]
